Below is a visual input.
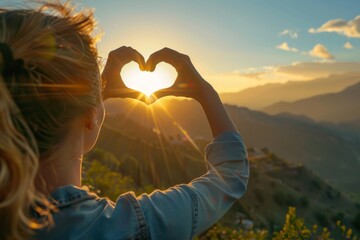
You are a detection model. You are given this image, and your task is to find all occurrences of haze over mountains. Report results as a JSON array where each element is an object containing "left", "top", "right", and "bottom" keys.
[
  {"left": 91, "top": 122, "right": 359, "bottom": 230},
  {"left": 105, "top": 98, "right": 360, "bottom": 194},
  {"left": 219, "top": 72, "right": 360, "bottom": 110},
  {"left": 263, "top": 82, "right": 360, "bottom": 124}
]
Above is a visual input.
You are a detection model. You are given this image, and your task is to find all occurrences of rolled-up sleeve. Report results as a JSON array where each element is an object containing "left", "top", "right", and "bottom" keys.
[{"left": 137, "top": 131, "right": 249, "bottom": 239}]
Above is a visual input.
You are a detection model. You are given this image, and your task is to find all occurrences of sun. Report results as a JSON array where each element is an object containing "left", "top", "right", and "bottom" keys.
[{"left": 121, "top": 62, "right": 177, "bottom": 97}]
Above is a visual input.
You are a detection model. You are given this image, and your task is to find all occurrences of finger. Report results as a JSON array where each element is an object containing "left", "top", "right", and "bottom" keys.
[
  {"left": 103, "top": 87, "right": 146, "bottom": 102},
  {"left": 154, "top": 81, "right": 198, "bottom": 99},
  {"left": 131, "top": 48, "right": 146, "bottom": 71},
  {"left": 108, "top": 46, "right": 146, "bottom": 70},
  {"left": 146, "top": 47, "right": 184, "bottom": 72},
  {"left": 152, "top": 87, "right": 182, "bottom": 99}
]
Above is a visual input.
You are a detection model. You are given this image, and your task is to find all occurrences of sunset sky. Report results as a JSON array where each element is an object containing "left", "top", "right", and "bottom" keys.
[{"left": 3, "top": 0, "right": 360, "bottom": 92}]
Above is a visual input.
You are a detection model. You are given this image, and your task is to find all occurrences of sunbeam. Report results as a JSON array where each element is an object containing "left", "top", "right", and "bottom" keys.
[
  {"left": 152, "top": 95, "right": 203, "bottom": 156},
  {"left": 148, "top": 104, "right": 172, "bottom": 184}
]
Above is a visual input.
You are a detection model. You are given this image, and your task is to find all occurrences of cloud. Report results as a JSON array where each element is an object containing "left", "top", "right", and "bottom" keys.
[
  {"left": 276, "top": 42, "right": 298, "bottom": 52},
  {"left": 309, "top": 44, "right": 334, "bottom": 59},
  {"left": 279, "top": 29, "right": 298, "bottom": 38},
  {"left": 205, "top": 70, "right": 268, "bottom": 92},
  {"left": 344, "top": 42, "right": 354, "bottom": 49},
  {"left": 219, "top": 61, "right": 360, "bottom": 80},
  {"left": 222, "top": 69, "right": 266, "bottom": 80},
  {"left": 274, "top": 61, "right": 360, "bottom": 78},
  {"left": 222, "top": 62, "right": 360, "bottom": 80},
  {"left": 309, "top": 15, "right": 360, "bottom": 38}
]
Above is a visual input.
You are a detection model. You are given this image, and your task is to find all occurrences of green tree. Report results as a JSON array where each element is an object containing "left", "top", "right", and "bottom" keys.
[{"left": 82, "top": 160, "right": 135, "bottom": 201}]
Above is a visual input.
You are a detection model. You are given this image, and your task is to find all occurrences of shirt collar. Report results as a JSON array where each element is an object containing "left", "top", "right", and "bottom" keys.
[{"left": 50, "top": 185, "right": 97, "bottom": 208}]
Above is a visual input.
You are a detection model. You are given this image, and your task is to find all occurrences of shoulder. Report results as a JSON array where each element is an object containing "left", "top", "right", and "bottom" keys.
[{"left": 35, "top": 186, "right": 150, "bottom": 240}]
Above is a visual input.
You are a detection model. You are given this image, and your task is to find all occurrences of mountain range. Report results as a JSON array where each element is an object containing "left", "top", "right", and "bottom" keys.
[
  {"left": 219, "top": 72, "right": 360, "bottom": 110},
  {"left": 263, "top": 82, "right": 360, "bottom": 124},
  {"left": 89, "top": 112, "right": 360, "bottom": 231}
]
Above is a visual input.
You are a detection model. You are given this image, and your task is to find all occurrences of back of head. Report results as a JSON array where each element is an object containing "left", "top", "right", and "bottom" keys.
[{"left": 0, "top": 1, "right": 101, "bottom": 239}]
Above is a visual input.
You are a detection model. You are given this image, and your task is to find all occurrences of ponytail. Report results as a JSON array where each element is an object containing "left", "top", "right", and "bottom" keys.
[{"left": 0, "top": 74, "right": 52, "bottom": 240}]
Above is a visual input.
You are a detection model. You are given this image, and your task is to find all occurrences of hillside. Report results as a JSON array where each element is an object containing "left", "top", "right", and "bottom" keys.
[
  {"left": 263, "top": 82, "right": 360, "bottom": 124},
  {"left": 85, "top": 121, "right": 360, "bottom": 233},
  {"left": 90, "top": 118, "right": 206, "bottom": 188},
  {"left": 219, "top": 72, "right": 360, "bottom": 109},
  {"left": 104, "top": 98, "right": 360, "bottom": 194},
  {"left": 229, "top": 153, "right": 359, "bottom": 231}
]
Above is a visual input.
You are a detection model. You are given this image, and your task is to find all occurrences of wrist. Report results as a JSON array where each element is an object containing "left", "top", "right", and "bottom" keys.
[{"left": 196, "top": 82, "right": 218, "bottom": 105}]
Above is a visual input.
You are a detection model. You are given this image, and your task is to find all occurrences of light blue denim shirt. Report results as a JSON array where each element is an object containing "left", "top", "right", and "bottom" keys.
[{"left": 34, "top": 132, "right": 249, "bottom": 240}]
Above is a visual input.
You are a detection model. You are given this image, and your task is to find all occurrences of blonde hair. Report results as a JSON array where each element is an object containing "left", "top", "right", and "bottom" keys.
[{"left": 0, "top": 1, "right": 101, "bottom": 239}]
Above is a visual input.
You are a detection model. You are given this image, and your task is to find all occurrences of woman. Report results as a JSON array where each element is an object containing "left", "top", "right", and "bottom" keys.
[{"left": 0, "top": 2, "right": 249, "bottom": 240}]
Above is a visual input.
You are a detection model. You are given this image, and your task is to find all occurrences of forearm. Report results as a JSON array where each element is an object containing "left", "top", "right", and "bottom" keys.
[
  {"left": 137, "top": 132, "right": 249, "bottom": 238},
  {"left": 188, "top": 132, "right": 249, "bottom": 235},
  {"left": 196, "top": 82, "right": 238, "bottom": 138}
]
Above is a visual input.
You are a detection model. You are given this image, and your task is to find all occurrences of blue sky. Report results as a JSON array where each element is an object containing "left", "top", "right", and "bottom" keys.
[{"left": 2, "top": 0, "right": 360, "bottom": 92}]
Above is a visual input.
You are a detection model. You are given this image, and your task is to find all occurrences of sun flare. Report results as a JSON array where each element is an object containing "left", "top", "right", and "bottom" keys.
[{"left": 121, "top": 62, "right": 177, "bottom": 97}]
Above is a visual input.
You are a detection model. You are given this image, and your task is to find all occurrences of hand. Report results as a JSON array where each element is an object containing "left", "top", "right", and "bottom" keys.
[
  {"left": 102, "top": 46, "right": 146, "bottom": 101},
  {"left": 146, "top": 48, "right": 212, "bottom": 103},
  {"left": 147, "top": 48, "right": 237, "bottom": 136}
]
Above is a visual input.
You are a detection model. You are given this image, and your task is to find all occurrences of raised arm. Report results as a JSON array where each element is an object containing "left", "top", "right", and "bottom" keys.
[{"left": 133, "top": 48, "right": 249, "bottom": 238}]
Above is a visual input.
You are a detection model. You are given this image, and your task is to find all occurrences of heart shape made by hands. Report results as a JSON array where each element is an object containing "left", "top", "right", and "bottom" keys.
[{"left": 121, "top": 62, "right": 177, "bottom": 97}]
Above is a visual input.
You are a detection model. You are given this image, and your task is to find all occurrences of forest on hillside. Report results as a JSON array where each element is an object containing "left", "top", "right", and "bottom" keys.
[{"left": 83, "top": 125, "right": 360, "bottom": 239}]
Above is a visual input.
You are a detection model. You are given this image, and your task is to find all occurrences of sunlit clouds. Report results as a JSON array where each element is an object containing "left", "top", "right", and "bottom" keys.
[
  {"left": 344, "top": 42, "right": 354, "bottom": 49},
  {"left": 276, "top": 42, "right": 337, "bottom": 60},
  {"left": 279, "top": 29, "right": 298, "bottom": 39},
  {"left": 273, "top": 61, "right": 360, "bottom": 78},
  {"left": 276, "top": 42, "right": 298, "bottom": 52},
  {"left": 309, "top": 44, "right": 334, "bottom": 60},
  {"left": 309, "top": 15, "right": 360, "bottom": 38}
]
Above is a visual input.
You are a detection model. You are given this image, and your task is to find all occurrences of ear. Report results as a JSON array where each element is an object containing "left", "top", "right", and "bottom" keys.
[
  {"left": 82, "top": 103, "right": 105, "bottom": 154},
  {"left": 85, "top": 108, "right": 98, "bottom": 131}
]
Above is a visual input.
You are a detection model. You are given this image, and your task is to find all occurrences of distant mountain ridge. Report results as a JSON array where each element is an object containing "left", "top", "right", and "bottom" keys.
[
  {"left": 263, "top": 82, "right": 360, "bottom": 124},
  {"left": 219, "top": 72, "right": 360, "bottom": 109}
]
